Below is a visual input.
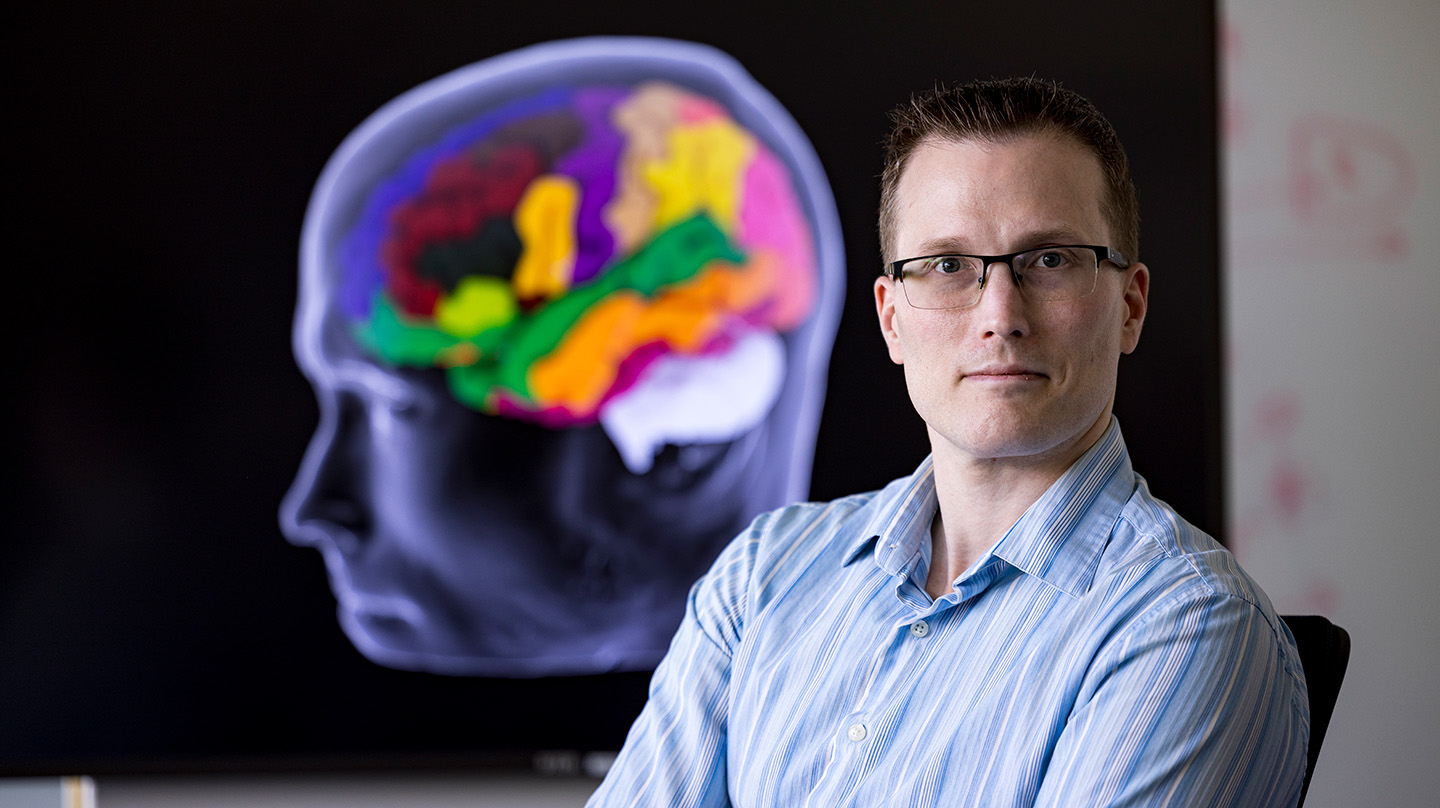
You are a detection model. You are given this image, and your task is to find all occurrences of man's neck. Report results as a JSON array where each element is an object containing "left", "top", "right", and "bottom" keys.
[{"left": 923, "top": 418, "right": 1111, "bottom": 599}]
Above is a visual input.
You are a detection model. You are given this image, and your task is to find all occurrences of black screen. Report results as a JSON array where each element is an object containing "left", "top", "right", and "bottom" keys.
[{"left": 6, "top": 0, "right": 1219, "bottom": 774}]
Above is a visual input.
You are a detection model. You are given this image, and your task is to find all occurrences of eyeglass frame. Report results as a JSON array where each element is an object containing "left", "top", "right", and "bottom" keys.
[{"left": 885, "top": 244, "right": 1131, "bottom": 310}]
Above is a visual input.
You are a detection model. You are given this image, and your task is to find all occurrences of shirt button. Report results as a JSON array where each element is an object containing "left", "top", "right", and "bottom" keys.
[
  {"left": 910, "top": 620, "right": 930, "bottom": 638},
  {"left": 847, "top": 723, "right": 867, "bottom": 742}
]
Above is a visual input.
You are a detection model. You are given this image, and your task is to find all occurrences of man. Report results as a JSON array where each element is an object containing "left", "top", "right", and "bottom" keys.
[{"left": 588, "top": 78, "right": 1309, "bottom": 806}]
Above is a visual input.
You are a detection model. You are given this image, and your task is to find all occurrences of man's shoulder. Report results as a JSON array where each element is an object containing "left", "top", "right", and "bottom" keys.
[{"left": 1097, "top": 477, "right": 1285, "bottom": 635}]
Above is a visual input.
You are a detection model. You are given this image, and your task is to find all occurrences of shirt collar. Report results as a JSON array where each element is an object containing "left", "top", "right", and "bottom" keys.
[
  {"left": 989, "top": 418, "right": 1133, "bottom": 598},
  {"left": 841, "top": 418, "right": 1135, "bottom": 599},
  {"left": 842, "top": 455, "right": 935, "bottom": 570}
]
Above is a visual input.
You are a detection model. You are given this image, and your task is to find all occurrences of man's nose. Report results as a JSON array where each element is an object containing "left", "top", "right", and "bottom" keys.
[{"left": 975, "top": 261, "right": 1030, "bottom": 339}]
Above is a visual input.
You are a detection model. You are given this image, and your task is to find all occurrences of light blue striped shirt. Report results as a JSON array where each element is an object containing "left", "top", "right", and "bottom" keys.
[{"left": 590, "top": 420, "right": 1309, "bottom": 807}]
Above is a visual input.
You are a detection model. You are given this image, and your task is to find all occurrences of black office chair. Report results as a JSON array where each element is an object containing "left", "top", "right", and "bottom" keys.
[{"left": 1280, "top": 614, "right": 1351, "bottom": 808}]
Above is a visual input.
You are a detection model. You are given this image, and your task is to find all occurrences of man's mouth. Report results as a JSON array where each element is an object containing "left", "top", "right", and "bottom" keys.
[{"left": 964, "top": 364, "right": 1046, "bottom": 381}]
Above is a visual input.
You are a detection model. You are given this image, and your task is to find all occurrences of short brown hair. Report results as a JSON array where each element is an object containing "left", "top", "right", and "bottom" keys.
[{"left": 878, "top": 77, "right": 1140, "bottom": 264}]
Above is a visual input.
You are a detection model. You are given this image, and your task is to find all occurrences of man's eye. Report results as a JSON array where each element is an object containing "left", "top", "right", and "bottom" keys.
[
  {"left": 1027, "top": 248, "right": 1079, "bottom": 269},
  {"left": 933, "top": 257, "right": 966, "bottom": 274}
]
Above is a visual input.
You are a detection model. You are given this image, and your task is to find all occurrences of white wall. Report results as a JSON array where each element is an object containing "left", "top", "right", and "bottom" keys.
[{"left": 1221, "top": 0, "right": 1440, "bottom": 804}]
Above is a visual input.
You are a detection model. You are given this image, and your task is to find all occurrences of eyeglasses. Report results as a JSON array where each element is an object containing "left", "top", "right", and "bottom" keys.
[{"left": 886, "top": 245, "right": 1130, "bottom": 310}]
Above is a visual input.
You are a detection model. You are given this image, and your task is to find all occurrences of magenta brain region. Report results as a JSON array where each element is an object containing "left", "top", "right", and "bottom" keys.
[{"left": 337, "top": 81, "right": 819, "bottom": 442}]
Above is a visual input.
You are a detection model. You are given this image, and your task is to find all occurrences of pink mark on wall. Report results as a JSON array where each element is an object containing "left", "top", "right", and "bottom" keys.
[
  {"left": 1219, "top": 21, "right": 1251, "bottom": 144},
  {"left": 1229, "top": 114, "right": 1416, "bottom": 263},
  {"left": 1245, "top": 389, "right": 1329, "bottom": 531},
  {"left": 1255, "top": 389, "right": 1302, "bottom": 438},
  {"left": 1288, "top": 113, "right": 1417, "bottom": 261},
  {"left": 1267, "top": 457, "right": 1317, "bottom": 527},
  {"left": 1300, "top": 576, "right": 1341, "bottom": 615},
  {"left": 1231, "top": 388, "right": 1336, "bottom": 612},
  {"left": 1222, "top": 16, "right": 1417, "bottom": 267}
]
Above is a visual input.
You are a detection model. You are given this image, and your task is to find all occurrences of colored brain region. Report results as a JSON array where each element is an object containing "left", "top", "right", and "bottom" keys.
[{"left": 338, "top": 82, "right": 818, "bottom": 427}]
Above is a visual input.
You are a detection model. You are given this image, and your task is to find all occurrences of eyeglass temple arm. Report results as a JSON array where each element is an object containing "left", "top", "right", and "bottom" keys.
[{"left": 1102, "top": 247, "right": 1131, "bottom": 268}]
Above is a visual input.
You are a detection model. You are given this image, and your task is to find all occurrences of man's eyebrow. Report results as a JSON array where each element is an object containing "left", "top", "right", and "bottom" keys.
[
  {"left": 909, "top": 227, "right": 1092, "bottom": 257},
  {"left": 1010, "top": 227, "right": 1092, "bottom": 249},
  {"left": 909, "top": 236, "right": 971, "bottom": 256}
]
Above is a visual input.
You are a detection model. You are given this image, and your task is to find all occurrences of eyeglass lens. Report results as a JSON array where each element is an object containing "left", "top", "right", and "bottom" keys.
[{"left": 899, "top": 246, "right": 1101, "bottom": 309}]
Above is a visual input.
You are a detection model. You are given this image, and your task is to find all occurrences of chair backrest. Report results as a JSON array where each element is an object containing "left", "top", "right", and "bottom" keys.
[{"left": 1280, "top": 614, "right": 1351, "bottom": 807}]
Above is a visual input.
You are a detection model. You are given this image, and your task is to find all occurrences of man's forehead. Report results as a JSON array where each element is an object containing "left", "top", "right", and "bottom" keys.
[
  {"left": 903, "top": 131, "right": 1102, "bottom": 185},
  {"left": 894, "top": 133, "right": 1109, "bottom": 250}
]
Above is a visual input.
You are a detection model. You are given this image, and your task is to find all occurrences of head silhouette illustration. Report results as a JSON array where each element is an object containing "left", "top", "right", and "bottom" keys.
[{"left": 280, "top": 38, "right": 844, "bottom": 676}]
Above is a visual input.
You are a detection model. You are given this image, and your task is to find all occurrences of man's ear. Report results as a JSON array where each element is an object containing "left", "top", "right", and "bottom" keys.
[
  {"left": 1120, "top": 262, "right": 1149, "bottom": 355},
  {"left": 875, "top": 274, "right": 905, "bottom": 365}
]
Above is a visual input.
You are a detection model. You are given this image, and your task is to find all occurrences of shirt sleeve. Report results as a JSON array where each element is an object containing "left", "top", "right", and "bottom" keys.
[
  {"left": 1034, "top": 591, "right": 1310, "bottom": 808},
  {"left": 585, "top": 525, "right": 761, "bottom": 808}
]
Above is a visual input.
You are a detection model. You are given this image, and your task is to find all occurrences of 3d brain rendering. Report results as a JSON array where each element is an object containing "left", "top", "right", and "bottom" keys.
[{"left": 337, "top": 81, "right": 818, "bottom": 441}]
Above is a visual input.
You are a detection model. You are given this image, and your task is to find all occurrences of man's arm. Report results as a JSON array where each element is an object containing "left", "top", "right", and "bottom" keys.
[
  {"left": 1035, "top": 591, "right": 1310, "bottom": 808},
  {"left": 586, "top": 526, "right": 761, "bottom": 807}
]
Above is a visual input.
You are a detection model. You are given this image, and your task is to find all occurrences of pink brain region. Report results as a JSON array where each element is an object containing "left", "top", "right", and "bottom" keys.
[{"left": 339, "top": 82, "right": 818, "bottom": 469}]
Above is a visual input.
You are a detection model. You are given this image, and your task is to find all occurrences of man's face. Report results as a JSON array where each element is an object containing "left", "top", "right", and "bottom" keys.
[{"left": 874, "top": 134, "right": 1148, "bottom": 469}]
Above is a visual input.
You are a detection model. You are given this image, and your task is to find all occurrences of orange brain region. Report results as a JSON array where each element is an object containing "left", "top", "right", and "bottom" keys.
[{"left": 338, "top": 82, "right": 818, "bottom": 427}]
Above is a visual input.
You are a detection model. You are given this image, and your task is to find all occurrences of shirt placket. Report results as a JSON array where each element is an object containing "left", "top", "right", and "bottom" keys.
[{"left": 812, "top": 568, "right": 956, "bottom": 803}]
